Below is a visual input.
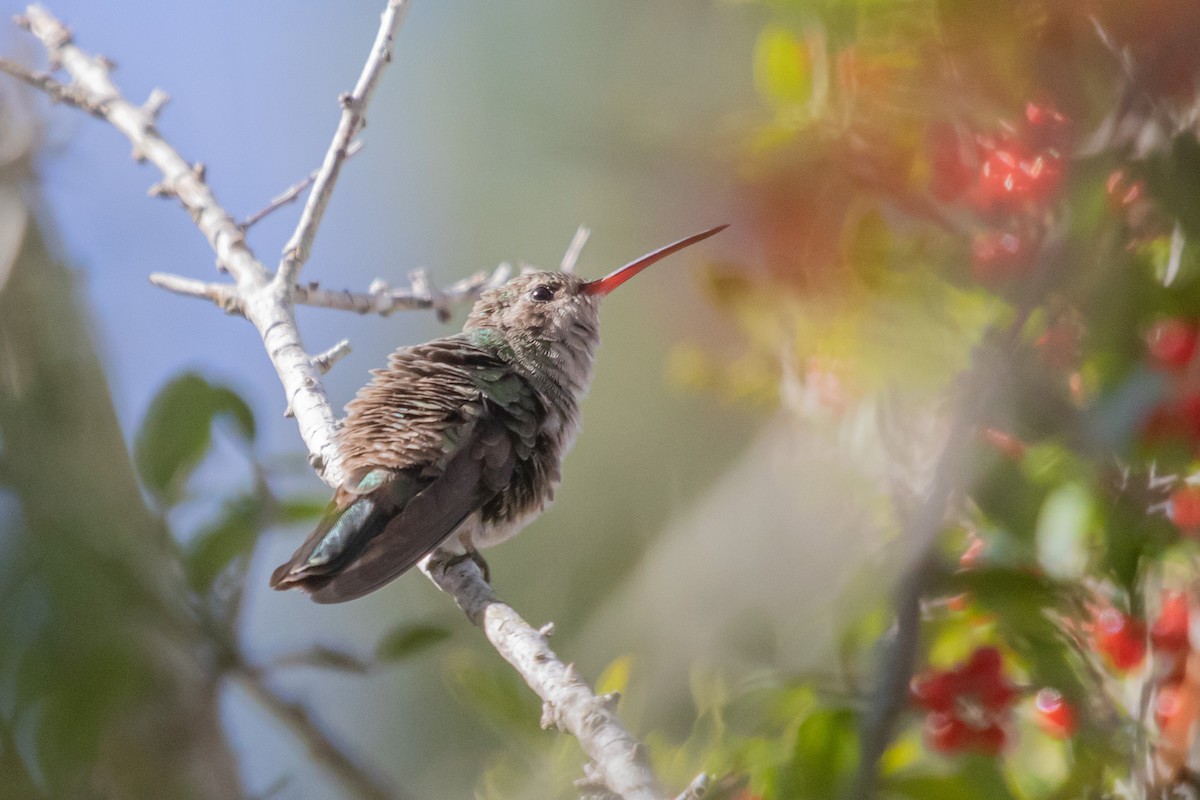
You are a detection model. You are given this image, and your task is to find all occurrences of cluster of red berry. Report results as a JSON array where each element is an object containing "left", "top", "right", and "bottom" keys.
[
  {"left": 1143, "top": 319, "right": 1200, "bottom": 450},
  {"left": 910, "top": 645, "right": 1082, "bottom": 756},
  {"left": 928, "top": 102, "right": 1070, "bottom": 287},
  {"left": 909, "top": 647, "right": 1016, "bottom": 754},
  {"left": 1091, "top": 594, "right": 1194, "bottom": 732}
]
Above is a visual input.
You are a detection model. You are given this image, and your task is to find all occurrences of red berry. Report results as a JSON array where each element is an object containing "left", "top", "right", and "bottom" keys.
[
  {"left": 1147, "top": 319, "right": 1199, "bottom": 370},
  {"left": 925, "top": 712, "right": 971, "bottom": 753},
  {"left": 1094, "top": 608, "right": 1147, "bottom": 671},
  {"left": 1156, "top": 683, "right": 1184, "bottom": 729},
  {"left": 1034, "top": 688, "right": 1077, "bottom": 739},
  {"left": 910, "top": 670, "right": 956, "bottom": 712},
  {"left": 976, "top": 140, "right": 1064, "bottom": 209},
  {"left": 961, "top": 646, "right": 1002, "bottom": 679},
  {"left": 958, "top": 647, "right": 1016, "bottom": 710},
  {"left": 1169, "top": 486, "right": 1200, "bottom": 530},
  {"left": 1152, "top": 592, "right": 1191, "bottom": 653},
  {"left": 969, "top": 722, "right": 1008, "bottom": 755},
  {"left": 1142, "top": 393, "right": 1200, "bottom": 446}
]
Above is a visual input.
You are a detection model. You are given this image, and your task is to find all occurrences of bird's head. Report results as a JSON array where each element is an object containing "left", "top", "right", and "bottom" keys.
[{"left": 463, "top": 224, "right": 728, "bottom": 351}]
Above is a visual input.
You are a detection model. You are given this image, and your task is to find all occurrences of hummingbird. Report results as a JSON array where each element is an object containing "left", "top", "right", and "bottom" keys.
[{"left": 270, "top": 225, "right": 727, "bottom": 603}]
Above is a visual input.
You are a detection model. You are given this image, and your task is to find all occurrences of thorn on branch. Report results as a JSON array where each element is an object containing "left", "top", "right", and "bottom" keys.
[
  {"left": 148, "top": 181, "right": 175, "bottom": 199},
  {"left": 13, "top": 13, "right": 30, "bottom": 32},
  {"left": 599, "top": 692, "right": 621, "bottom": 712},
  {"left": 96, "top": 54, "right": 116, "bottom": 71},
  {"left": 538, "top": 621, "right": 555, "bottom": 639},
  {"left": 540, "top": 700, "right": 560, "bottom": 731},
  {"left": 192, "top": 162, "right": 207, "bottom": 182},
  {"left": 142, "top": 88, "right": 169, "bottom": 119},
  {"left": 313, "top": 339, "right": 352, "bottom": 375}
]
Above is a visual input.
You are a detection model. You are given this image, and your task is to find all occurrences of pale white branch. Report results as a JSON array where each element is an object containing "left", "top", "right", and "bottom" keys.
[
  {"left": 560, "top": 224, "right": 590, "bottom": 273},
  {"left": 149, "top": 272, "right": 242, "bottom": 313},
  {"left": 293, "top": 264, "right": 509, "bottom": 318},
  {"left": 276, "top": 0, "right": 409, "bottom": 289},
  {"left": 422, "top": 556, "right": 668, "bottom": 800},
  {"left": 0, "top": 56, "right": 105, "bottom": 115}
]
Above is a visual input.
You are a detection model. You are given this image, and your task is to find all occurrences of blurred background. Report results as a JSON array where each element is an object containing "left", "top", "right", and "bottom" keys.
[{"left": 6, "top": 0, "right": 1200, "bottom": 798}]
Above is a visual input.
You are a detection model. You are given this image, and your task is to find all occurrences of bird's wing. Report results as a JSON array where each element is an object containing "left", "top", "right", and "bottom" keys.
[
  {"left": 304, "top": 412, "right": 515, "bottom": 602},
  {"left": 270, "top": 334, "right": 540, "bottom": 602}
]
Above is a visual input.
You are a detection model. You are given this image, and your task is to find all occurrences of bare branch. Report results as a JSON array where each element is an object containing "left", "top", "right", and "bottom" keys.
[
  {"left": 239, "top": 140, "right": 365, "bottom": 231},
  {"left": 233, "top": 667, "right": 408, "bottom": 800},
  {"left": 0, "top": 57, "right": 105, "bottom": 115},
  {"left": 292, "top": 264, "right": 509, "bottom": 317},
  {"left": 149, "top": 272, "right": 242, "bottom": 313},
  {"left": 276, "top": 0, "right": 410, "bottom": 289},
  {"left": 560, "top": 225, "right": 590, "bottom": 273},
  {"left": 422, "top": 556, "right": 668, "bottom": 800}
]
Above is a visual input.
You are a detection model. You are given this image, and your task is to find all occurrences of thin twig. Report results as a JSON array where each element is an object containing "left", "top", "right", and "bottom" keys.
[
  {"left": 276, "top": 0, "right": 410, "bottom": 290},
  {"left": 149, "top": 265, "right": 509, "bottom": 318},
  {"left": 239, "top": 140, "right": 365, "bottom": 231},
  {"left": 233, "top": 666, "right": 406, "bottom": 800},
  {"left": 0, "top": 57, "right": 105, "bottom": 115},
  {"left": 560, "top": 225, "right": 590, "bottom": 273},
  {"left": 313, "top": 338, "right": 352, "bottom": 375}
]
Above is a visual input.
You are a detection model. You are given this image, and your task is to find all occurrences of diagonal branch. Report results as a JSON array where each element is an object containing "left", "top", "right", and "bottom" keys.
[
  {"left": 240, "top": 140, "right": 365, "bottom": 231},
  {"left": 423, "top": 557, "right": 669, "bottom": 800},
  {"left": 233, "top": 665, "right": 407, "bottom": 800},
  {"left": 276, "top": 0, "right": 409, "bottom": 290}
]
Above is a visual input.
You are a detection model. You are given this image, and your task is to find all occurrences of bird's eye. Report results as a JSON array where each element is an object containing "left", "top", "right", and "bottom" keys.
[{"left": 529, "top": 285, "right": 555, "bottom": 303}]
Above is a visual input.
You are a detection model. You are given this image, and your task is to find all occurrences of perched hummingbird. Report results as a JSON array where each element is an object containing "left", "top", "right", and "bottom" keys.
[{"left": 271, "top": 225, "right": 726, "bottom": 603}]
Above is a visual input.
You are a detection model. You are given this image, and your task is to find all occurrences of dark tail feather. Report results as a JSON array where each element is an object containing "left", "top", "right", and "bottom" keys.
[{"left": 269, "top": 495, "right": 387, "bottom": 592}]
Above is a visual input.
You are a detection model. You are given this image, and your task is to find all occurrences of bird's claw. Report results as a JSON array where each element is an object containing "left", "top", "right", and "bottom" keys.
[{"left": 444, "top": 548, "right": 491, "bottom": 583}]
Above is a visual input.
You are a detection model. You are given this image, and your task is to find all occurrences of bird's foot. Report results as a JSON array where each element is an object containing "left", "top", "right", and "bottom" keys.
[{"left": 444, "top": 548, "right": 491, "bottom": 583}]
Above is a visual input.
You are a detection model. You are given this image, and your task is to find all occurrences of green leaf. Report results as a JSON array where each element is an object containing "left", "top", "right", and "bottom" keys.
[
  {"left": 375, "top": 623, "right": 452, "bottom": 662},
  {"left": 1035, "top": 482, "right": 1092, "bottom": 580},
  {"left": 208, "top": 385, "right": 256, "bottom": 440},
  {"left": 754, "top": 25, "right": 815, "bottom": 110},
  {"left": 134, "top": 372, "right": 256, "bottom": 505},
  {"left": 780, "top": 707, "right": 858, "bottom": 800},
  {"left": 444, "top": 652, "right": 540, "bottom": 739},
  {"left": 887, "top": 761, "right": 1015, "bottom": 800},
  {"left": 595, "top": 655, "right": 633, "bottom": 697},
  {"left": 277, "top": 497, "right": 330, "bottom": 523},
  {"left": 184, "top": 494, "right": 262, "bottom": 594}
]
